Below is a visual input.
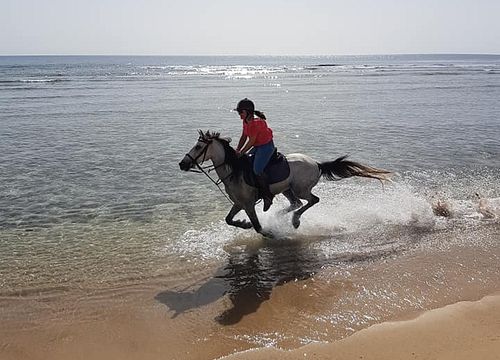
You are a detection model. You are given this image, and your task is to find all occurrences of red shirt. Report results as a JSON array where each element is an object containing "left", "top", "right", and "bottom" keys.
[{"left": 242, "top": 118, "right": 273, "bottom": 146}]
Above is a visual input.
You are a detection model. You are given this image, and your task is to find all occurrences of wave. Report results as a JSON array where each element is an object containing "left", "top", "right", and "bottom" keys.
[
  {"left": 3, "top": 63, "right": 496, "bottom": 82},
  {"left": 299, "top": 62, "right": 500, "bottom": 77},
  {"left": 132, "top": 65, "right": 288, "bottom": 79},
  {"left": 0, "top": 78, "right": 70, "bottom": 84},
  {"left": 420, "top": 71, "right": 463, "bottom": 76},
  {"left": 343, "top": 70, "right": 492, "bottom": 77},
  {"left": 7, "top": 94, "right": 95, "bottom": 100}
]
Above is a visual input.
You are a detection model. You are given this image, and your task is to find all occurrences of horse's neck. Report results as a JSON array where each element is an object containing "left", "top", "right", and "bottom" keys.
[
  {"left": 210, "top": 143, "right": 233, "bottom": 183},
  {"left": 211, "top": 142, "right": 239, "bottom": 186},
  {"left": 213, "top": 161, "right": 234, "bottom": 184}
]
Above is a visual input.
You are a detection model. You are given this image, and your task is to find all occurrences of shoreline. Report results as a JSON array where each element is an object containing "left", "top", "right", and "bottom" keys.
[{"left": 221, "top": 292, "right": 500, "bottom": 360}]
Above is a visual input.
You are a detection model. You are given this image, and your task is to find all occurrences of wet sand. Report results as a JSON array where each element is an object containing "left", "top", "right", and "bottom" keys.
[
  {"left": 2, "top": 293, "right": 499, "bottom": 360},
  {"left": 1, "top": 228, "right": 499, "bottom": 360},
  {"left": 222, "top": 293, "right": 500, "bottom": 360}
]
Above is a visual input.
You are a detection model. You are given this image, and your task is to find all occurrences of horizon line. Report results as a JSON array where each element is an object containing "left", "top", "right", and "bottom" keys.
[{"left": 1, "top": 52, "right": 499, "bottom": 57}]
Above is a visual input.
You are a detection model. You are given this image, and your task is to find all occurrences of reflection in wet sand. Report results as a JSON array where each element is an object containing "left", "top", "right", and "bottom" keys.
[{"left": 156, "top": 239, "right": 324, "bottom": 324}]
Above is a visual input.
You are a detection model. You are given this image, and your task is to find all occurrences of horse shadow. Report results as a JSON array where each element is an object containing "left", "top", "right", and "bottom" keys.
[{"left": 155, "top": 238, "right": 325, "bottom": 325}]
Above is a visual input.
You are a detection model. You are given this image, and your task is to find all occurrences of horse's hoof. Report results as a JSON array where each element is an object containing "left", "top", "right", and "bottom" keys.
[
  {"left": 241, "top": 221, "right": 253, "bottom": 229},
  {"left": 260, "top": 230, "right": 275, "bottom": 239},
  {"left": 233, "top": 220, "right": 252, "bottom": 229},
  {"left": 292, "top": 217, "right": 301, "bottom": 229}
]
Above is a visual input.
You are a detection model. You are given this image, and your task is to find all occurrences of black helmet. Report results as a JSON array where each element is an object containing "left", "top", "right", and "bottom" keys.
[{"left": 235, "top": 98, "right": 254, "bottom": 113}]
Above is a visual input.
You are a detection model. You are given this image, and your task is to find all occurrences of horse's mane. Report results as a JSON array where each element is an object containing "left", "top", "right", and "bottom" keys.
[{"left": 198, "top": 130, "right": 246, "bottom": 177}]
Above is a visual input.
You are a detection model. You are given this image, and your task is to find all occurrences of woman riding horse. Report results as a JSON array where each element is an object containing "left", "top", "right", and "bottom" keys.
[
  {"left": 235, "top": 98, "right": 275, "bottom": 212},
  {"left": 179, "top": 131, "right": 392, "bottom": 235}
]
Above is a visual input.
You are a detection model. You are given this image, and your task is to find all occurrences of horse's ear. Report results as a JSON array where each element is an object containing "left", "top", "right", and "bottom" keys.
[{"left": 198, "top": 129, "right": 210, "bottom": 141}]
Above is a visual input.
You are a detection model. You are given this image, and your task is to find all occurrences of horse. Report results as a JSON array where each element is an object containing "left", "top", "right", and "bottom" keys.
[{"left": 179, "top": 130, "right": 392, "bottom": 235}]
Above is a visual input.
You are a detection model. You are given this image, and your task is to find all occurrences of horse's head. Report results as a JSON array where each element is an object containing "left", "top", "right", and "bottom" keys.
[{"left": 179, "top": 130, "right": 230, "bottom": 171}]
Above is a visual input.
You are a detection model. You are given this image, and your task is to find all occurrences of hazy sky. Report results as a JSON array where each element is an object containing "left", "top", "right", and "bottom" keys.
[{"left": 1, "top": 0, "right": 499, "bottom": 55}]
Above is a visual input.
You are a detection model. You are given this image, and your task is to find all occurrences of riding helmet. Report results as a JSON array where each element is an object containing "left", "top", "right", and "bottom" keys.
[{"left": 235, "top": 98, "right": 255, "bottom": 113}]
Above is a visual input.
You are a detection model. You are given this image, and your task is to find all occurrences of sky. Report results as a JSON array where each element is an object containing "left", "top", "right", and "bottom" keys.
[{"left": 1, "top": 0, "right": 499, "bottom": 56}]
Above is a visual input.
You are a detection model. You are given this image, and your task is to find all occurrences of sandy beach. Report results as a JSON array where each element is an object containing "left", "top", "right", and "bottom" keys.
[
  {"left": 1, "top": 236, "right": 499, "bottom": 360},
  {"left": 2, "top": 291, "right": 499, "bottom": 360},
  {"left": 222, "top": 293, "right": 500, "bottom": 360}
]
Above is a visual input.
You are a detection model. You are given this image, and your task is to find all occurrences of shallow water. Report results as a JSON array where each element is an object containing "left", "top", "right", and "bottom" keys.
[{"left": 1, "top": 55, "right": 499, "bottom": 357}]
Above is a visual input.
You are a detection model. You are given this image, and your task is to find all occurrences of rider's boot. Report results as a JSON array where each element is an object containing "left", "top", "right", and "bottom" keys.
[{"left": 255, "top": 174, "right": 274, "bottom": 212}]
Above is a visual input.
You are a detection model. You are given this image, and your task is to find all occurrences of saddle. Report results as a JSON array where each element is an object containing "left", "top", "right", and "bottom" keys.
[{"left": 242, "top": 149, "right": 290, "bottom": 187}]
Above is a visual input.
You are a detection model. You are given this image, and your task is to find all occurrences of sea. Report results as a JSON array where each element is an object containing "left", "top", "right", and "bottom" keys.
[{"left": 1, "top": 54, "right": 499, "bottom": 357}]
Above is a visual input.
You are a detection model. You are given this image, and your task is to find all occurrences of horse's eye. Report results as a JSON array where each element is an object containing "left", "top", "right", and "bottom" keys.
[{"left": 195, "top": 145, "right": 202, "bottom": 150}]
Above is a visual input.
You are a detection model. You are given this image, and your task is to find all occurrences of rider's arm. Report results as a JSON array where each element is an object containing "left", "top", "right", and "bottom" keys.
[
  {"left": 236, "top": 131, "right": 247, "bottom": 153},
  {"left": 239, "top": 135, "right": 257, "bottom": 154}
]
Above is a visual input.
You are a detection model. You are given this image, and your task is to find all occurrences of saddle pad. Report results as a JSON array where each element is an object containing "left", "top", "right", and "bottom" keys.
[{"left": 244, "top": 152, "right": 290, "bottom": 187}]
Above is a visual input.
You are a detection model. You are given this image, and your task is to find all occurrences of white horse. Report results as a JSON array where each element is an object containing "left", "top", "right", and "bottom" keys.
[{"left": 179, "top": 131, "right": 391, "bottom": 235}]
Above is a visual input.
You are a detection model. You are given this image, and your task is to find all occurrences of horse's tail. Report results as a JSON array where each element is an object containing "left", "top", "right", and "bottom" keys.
[{"left": 318, "top": 155, "right": 392, "bottom": 182}]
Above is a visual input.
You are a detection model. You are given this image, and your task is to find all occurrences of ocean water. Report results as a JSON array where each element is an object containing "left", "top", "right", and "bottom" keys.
[{"left": 1, "top": 55, "right": 499, "bottom": 336}]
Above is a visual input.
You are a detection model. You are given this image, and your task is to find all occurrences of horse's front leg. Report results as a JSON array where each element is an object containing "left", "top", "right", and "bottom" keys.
[
  {"left": 243, "top": 205, "right": 263, "bottom": 234},
  {"left": 225, "top": 204, "right": 252, "bottom": 229}
]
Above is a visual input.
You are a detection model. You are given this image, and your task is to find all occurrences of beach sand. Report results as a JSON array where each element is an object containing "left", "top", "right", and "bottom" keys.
[
  {"left": 2, "top": 292, "right": 499, "bottom": 360},
  {"left": 222, "top": 293, "right": 500, "bottom": 360},
  {"left": 1, "top": 236, "right": 499, "bottom": 360}
]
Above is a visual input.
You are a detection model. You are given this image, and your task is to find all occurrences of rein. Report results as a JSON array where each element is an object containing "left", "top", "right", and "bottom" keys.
[{"left": 185, "top": 139, "right": 234, "bottom": 205}]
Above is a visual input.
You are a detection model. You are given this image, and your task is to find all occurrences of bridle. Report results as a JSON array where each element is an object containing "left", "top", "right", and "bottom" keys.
[
  {"left": 185, "top": 137, "right": 211, "bottom": 169},
  {"left": 185, "top": 137, "right": 234, "bottom": 204}
]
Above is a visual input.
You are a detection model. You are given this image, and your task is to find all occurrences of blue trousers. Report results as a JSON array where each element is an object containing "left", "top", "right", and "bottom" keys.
[{"left": 249, "top": 140, "right": 275, "bottom": 175}]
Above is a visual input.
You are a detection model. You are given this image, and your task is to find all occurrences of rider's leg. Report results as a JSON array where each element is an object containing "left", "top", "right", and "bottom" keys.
[
  {"left": 253, "top": 141, "right": 275, "bottom": 212},
  {"left": 255, "top": 174, "right": 273, "bottom": 212}
]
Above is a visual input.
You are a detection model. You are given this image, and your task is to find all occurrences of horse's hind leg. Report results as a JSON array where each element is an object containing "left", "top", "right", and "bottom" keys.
[
  {"left": 280, "top": 189, "right": 303, "bottom": 214},
  {"left": 292, "top": 193, "right": 319, "bottom": 229},
  {"left": 225, "top": 204, "right": 252, "bottom": 229}
]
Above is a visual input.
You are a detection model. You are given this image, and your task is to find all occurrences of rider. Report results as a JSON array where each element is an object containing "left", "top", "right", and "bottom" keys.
[{"left": 235, "top": 98, "right": 275, "bottom": 212}]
